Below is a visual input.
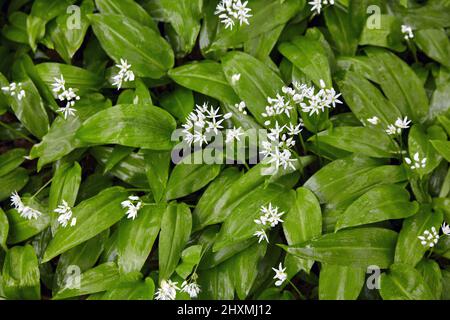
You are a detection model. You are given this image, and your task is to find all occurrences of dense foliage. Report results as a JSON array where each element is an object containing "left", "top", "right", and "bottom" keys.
[{"left": 0, "top": 0, "right": 449, "bottom": 300}]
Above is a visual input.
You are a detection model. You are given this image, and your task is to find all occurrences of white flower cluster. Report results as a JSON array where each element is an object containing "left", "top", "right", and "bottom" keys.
[
  {"left": 385, "top": 116, "right": 411, "bottom": 135},
  {"left": 418, "top": 227, "right": 439, "bottom": 248},
  {"left": 215, "top": 0, "right": 252, "bottom": 30},
  {"left": 155, "top": 276, "right": 201, "bottom": 300},
  {"left": 234, "top": 101, "right": 247, "bottom": 115},
  {"left": 112, "top": 59, "right": 135, "bottom": 90},
  {"left": 308, "top": 0, "right": 335, "bottom": 14},
  {"left": 52, "top": 75, "right": 80, "bottom": 119},
  {"left": 272, "top": 263, "right": 287, "bottom": 287},
  {"left": 263, "top": 80, "right": 342, "bottom": 126},
  {"left": 182, "top": 102, "right": 232, "bottom": 146},
  {"left": 260, "top": 121, "right": 303, "bottom": 171},
  {"left": 401, "top": 25, "right": 414, "bottom": 40},
  {"left": 225, "top": 126, "right": 244, "bottom": 143},
  {"left": 121, "top": 195, "right": 142, "bottom": 220},
  {"left": 2, "top": 82, "right": 26, "bottom": 101},
  {"left": 10, "top": 191, "right": 42, "bottom": 220},
  {"left": 405, "top": 152, "right": 427, "bottom": 170},
  {"left": 253, "top": 203, "right": 285, "bottom": 243},
  {"left": 54, "top": 200, "right": 76, "bottom": 227},
  {"left": 442, "top": 222, "right": 450, "bottom": 236}
]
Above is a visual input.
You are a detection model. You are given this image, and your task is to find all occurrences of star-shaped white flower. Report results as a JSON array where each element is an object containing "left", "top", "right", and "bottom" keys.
[
  {"left": 155, "top": 279, "right": 179, "bottom": 300},
  {"left": 441, "top": 222, "right": 450, "bottom": 236},
  {"left": 418, "top": 227, "right": 439, "bottom": 248},
  {"left": 272, "top": 263, "right": 287, "bottom": 287},
  {"left": 254, "top": 229, "right": 269, "bottom": 243}
]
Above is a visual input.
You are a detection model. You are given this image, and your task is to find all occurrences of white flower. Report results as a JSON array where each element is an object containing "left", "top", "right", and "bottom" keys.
[
  {"left": 234, "top": 101, "right": 247, "bottom": 115},
  {"left": 10, "top": 191, "right": 42, "bottom": 220},
  {"left": 112, "top": 58, "right": 135, "bottom": 89},
  {"left": 254, "top": 229, "right": 269, "bottom": 243},
  {"left": 405, "top": 152, "right": 427, "bottom": 170},
  {"left": 395, "top": 116, "right": 411, "bottom": 129},
  {"left": 367, "top": 116, "right": 380, "bottom": 125},
  {"left": 121, "top": 195, "right": 142, "bottom": 220},
  {"left": 155, "top": 279, "right": 179, "bottom": 300},
  {"left": 231, "top": 73, "right": 241, "bottom": 85},
  {"left": 225, "top": 126, "right": 244, "bottom": 143},
  {"left": 181, "top": 280, "right": 201, "bottom": 299},
  {"left": 2, "top": 82, "right": 26, "bottom": 101},
  {"left": 55, "top": 200, "right": 76, "bottom": 227},
  {"left": 286, "top": 122, "right": 303, "bottom": 136},
  {"left": 418, "top": 227, "right": 439, "bottom": 247},
  {"left": 255, "top": 203, "right": 284, "bottom": 227},
  {"left": 272, "top": 263, "right": 287, "bottom": 287},
  {"left": 401, "top": 24, "right": 414, "bottom": 40},
  {"left": 308, "top": 0, "right": 335, "bottom": 14},
  {"left": 52, "top": 75, "right": 80, "bottom": 119},
  {"left": 215, "top": 0, "right": 252, "bottom": 30},
  {"left": 385, "top": 124, "right": 399, "bottom": 135},
  {"left": 441, "top": 222, "right": 450, "bottom": 236}
]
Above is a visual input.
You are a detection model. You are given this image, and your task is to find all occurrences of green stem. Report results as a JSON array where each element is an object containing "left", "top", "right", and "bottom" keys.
[
  {"left": 0, "top": 120, "right": 35, "bottom": 143},
  {"left": 288, "top": 279, "right": 305, "bottom": 300},
  {"left": 31, "top": 178, "right": 53, "bottom": 199}
]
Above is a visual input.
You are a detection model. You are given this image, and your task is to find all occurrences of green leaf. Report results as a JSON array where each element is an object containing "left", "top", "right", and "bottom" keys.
[
  {"left": 278, "top": 35, "right": 332, "bottom": 87},
  {"left": 0, "top": 168, "right": 29, "bottom": 201},
  {"left": 175, "top": 245, "right": 203, "bottom": 279},
  {"left": 314, "top": 126, "right": 398, "bottom": 158},
  {"left": 283, "top": 187, "right": 322, "bottom": 274},
  {"left": 222, "top": 51, "right": 295, "bottom": 126},
  {"left": 53, "top": 262, "right": 120, "bottom": 299},
  {"left": 281, "top": 228, "right": 398, "bottom": 268},
  {"left": 198, "top": 263, "right": 234, "bottom": 300},
  {"left": 99, "top": 277, "right": 155, "bottom": 300},
  {"left": 319, "top": 264, "right": 365, "bottom": 300},
  {"left": 395, "top": 205, "right": 443, "bottom": 267},
  {"left": 102, "top": 145, "right": 134, "bottom": 174},
  {"left": 95, "top": 0, "right": 157, "bottom": 30},
  {"left": 359, "top": 15, "right": 405, "bottom": 52},
  {"left": 158, "top": 203, "right": 192, "bottom": 281},
  {"left": 380, "top": 263, "right": 435, "bottom": 300},
  {"left": 169, "top": 60, "right": 239, "bottom": 105},
  {"left": 365, "top": 48, "right": 429, "bottom": 123},
  {"left": 2, "top": 245, "right": 40, "bottom": 299},
  {"left": 76, "top": 104, "right": 176, "bottom": 150},
  {"left": 336, "top": 185, "right": 419, "bottom": 231},
  {"left": 415, "top": 29, "right": 450, "bottom": 68},
  {"left": 324, "top": 5, "right": 359, "bottom": 56},
  {"left": 416, "top": 259, "right": 442, "bottom": 300},
  {"left": 165, "top": 160, "right": 222, "bottom": 201},
  {"left": 0, "top": 148, "right": 27, "bottom": 177},
  {"left": 431, "top": 140, "right": 450, "bottom": 162},
  {"left": 159, "top": 86, "right": 194, "bottom": 121},
  {"left": 142, "top": 150, "right": 171, "bottom": 203},
  {"left": 117, "top": 204, "right": 165, "bottom": 274},
  {"left": 0, "top": 207, "right": 9, "bottom": 251},
  {"left": 43, "top": 187, "right": 128, "bottom": 262},
  {"left": 88, "top": 13, "right": 174, "bottom": 79}
]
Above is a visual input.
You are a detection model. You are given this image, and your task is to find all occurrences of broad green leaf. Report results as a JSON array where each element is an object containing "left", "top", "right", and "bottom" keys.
[
  {"left": 175, "top": 245, "right": 203, "bottom": 279},
  {"left": 198, "top": 263, "right": 234, "bottom": 300},
  {"left": 0, "top": 148, "right": 27, "bottom": 177},
  {"left": 53, "top": 230, "right": 109, "bottom": 291},
  {"left": 338, "top": 70, "right": 402, "bottom": 128},
  {"left": 95, "top": 0, "right": 157, "bottom": 30},
  {"left": 283, "top": 187, "right": 322, "bottom": 274},
  {"left": 43, "top": 187, "right": 128, "bottom": 262},
  {"left": 117, "top": 204, "right": 165, "bottom": 274},
  {"left": 278, "top": 36, "right": 331, "bottom": 87},
  {"left": 27, "top": 0, "right": 75, "bottom": 51},
  {"left": 429, "top": 81, "right": 450, "bottom": 121},
  {"left": 0, "top": 207, "right": 9, "bottom": 251},
  {"left": 442, "top": 269, "right": 450, "bottom": 300},
  {"left": 395, "top": 205, "right": 443, "bottom": 267},
  {"left": 359, "top": 15, "right": 404, "bottom": 52},
  {"left": 142, "top": 150, "right": 171, "bottom": 203},
  {"left": 53, "top": 262, "right": 120, "bottom": 299},
  {"left": 222, "top": 51, "right": 295, "bottom": 126},
  {"left": 165, "top": 160, "right": 222, "bottom": 201},
  {"left": 6, "top": 198, "right": 50, "bottom": 245},
  {"left": 336, "top": 185, "right": 419, "bottom": 231},
  {"left": 35, "top": 63, "right": 104, "bottom": 94},
  {"left": 2, "top": 11, "right": 29, "bottom": 45},
  {"left": 102, "top": 145, "right": 134, "bottom": 174},
  {"left": 3, "top": 245, "right": 40, "bottom": 300},
  {"left": 431, "top": 140, "right": 450, "bottom": 162},
  {"left": 416, "top": 259, "right": 442, "bottom": 300},
  {"left": 380, "top": 263, "right": 434, "bottom": 300},
  {"left": 319, "top": 264, "right": 365, "bottom": 300},
  {"left": 88, "top": 14, "right": 174, "bottom": 79},
  {"left": 415, "top": 29, "right": 450, "bottom": 68},
  {"left": 0, "top": 168, "right": 29, "bottom": 201},
  {"left": 158, "top": 203, "right": 192, "bottom": 281},
  {"left": 168, "top": 60, "right": 239, "bottom": 105},
  {"left": 365, "top": 48, "right": 429, "bottom": 123},
  {"left": 159, "top": 86, "right": 194, "bottom": 121},
  {"left": 76, "top": 104, "right": 176, "bottom": 150},
  {"left": 99, "top": 277, "right": 155, "bottom": 300},
  {"left": 213, "top": 184, "right": 295, "bottom": 251},
  {"left": 314, "top": 126, "right": 398, "bottom": 158},
  {"left": 324, "top": 5, "right": 359, "bottom": 56},
  {"left": 281, "top": 228, "right": 398, "bottom": 268}
]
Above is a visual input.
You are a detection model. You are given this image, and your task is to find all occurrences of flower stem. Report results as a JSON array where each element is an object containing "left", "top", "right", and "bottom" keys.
[
  {"left": 31, "top": 178, "right": 53, "bottom": 199},
  {"left": 0, "top": 120, "right": 35, "bottom": 143}
]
